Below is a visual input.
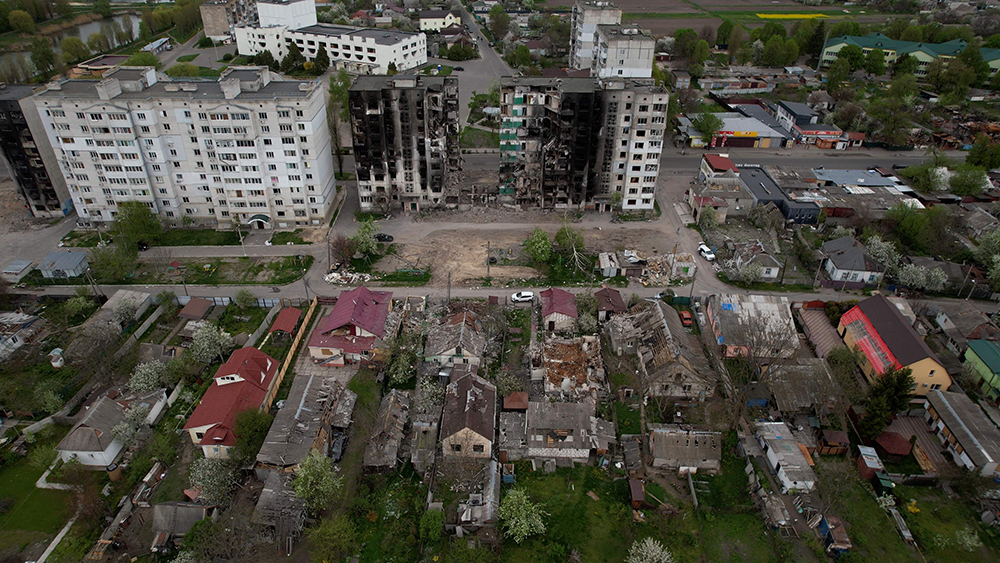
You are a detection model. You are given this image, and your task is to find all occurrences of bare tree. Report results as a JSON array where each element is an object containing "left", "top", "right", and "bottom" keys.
[
  {"left": 814, "top": 458, "right": 860, "bottom": 514},
  {"left": 329, "top": 233, "right": 357, "bottom": 266}
]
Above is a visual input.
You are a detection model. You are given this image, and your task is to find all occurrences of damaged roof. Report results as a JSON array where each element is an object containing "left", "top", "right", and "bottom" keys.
[
  {"left": 425, "top": 310, "right": 487, "bottom": 359},
  {"left": 649, "top": 424, "right": 722, "bottom": 463},
  {"left": 56, "top": 396, "right": 127, "bottom": 453},
  {"left": 768, "top": 358, "right": 841, "bottom": 413},
  {"left": 541, "top": 288, "right": 578, "bottom": 319},
  {"left": 152, "top": 502, "right": 213, "bottom": 536},
  {"left": 364, "top": 389, "right": 410, "bottom": 469},
  {"left": 595, "top": 287, "right": 627, "bottom": 313},
  {"left": 441, "top": 374, "right": 497, "bottom": 443},
  {"left": 319, "top": 286, "right": 393, "bottom": 337}
]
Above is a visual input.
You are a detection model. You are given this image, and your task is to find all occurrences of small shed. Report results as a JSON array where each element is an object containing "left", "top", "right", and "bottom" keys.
[
  {"left": 819, "top": 516, "right": 852, "bottom": 555},
  {"left": 2, "top": 260, "right": 33, "bottom": 283},
  {"left": 503, "top": 391, "right": 529, "bottom": 411},
  {"left": 37, "top": 251, "right": 88, "bottom": 279},
  {"left": 628, "top": 478, "right": 645, "bottom": 509},
  {"left": 816, "top": 429, "right": 849, "bottom": 455},
  {"left": 178, "top": 298, "right": 213, "bottom": 320},
  {"left": 540, "top": 288, "right": 577, "bottom": 333},
  {"left": 269, "top": 307, "right": 302, "bottom": 336},
  {"left": 856, "top": 445, "right": 885, "bottom": 480},
  {"left": 875, "top": 431, "right": 912, "bottom": 461}
]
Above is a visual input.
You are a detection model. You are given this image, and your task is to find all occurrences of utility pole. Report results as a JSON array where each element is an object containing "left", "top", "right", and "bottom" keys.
[
  {"left": 957, "top": 261, "right": 971, "bottom": 297},
  {"left": 447, "top": 271, "right": 451, "bottom": 303},
  {"left": 486, "top": 241, "right": 491, "bottom": 279}
]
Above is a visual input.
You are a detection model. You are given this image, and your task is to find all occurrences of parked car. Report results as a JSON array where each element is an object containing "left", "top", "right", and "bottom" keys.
[
  {"left": 454, "top": 66, "right": 465, "bottom": 71},
  {"left": 511, "top": 291, "right": 534, "bottom": 303},
  {"left": 679, "top": 311, "right": 693, "bottom": 327},
  {"left": 892, "top": 163, "right": 907, "bottom": 170},
  {"left": 697, "top": 242, "right": 715, "bottom": 261},
  {"left": 137, "top": 242, "right": 150, "bottom": 252},
  {"left": 374, "top": 233, "right": 394, "bottom": 242}
]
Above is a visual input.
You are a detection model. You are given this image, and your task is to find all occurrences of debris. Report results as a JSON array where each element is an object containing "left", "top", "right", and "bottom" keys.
[{"left": 324, "top": 271, "right": 375, "bottom": 285}]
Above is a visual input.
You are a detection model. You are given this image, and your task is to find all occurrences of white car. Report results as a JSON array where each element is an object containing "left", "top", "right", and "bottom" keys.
[
  {"left": 511, "top": 291, "right": 534, "bottom": 303},
  {"left": 698, "top": 242, "right": 716, "bottom": 261}
]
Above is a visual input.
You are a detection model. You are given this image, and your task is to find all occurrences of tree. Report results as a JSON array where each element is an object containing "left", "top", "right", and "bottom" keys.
[
  {"left": 716, "top": 20, "right": 734, "bottom": 46},
  {"left": 419, "top": 509, "right": 444, "bottom": 547},
  {"left": 495, "top": 369, "right": 524, "bottom": 398},
  {"left": 507, "top": 44, "right": 530, "bottom": 67},
  {"left": 806, "top": 20, "right": 826, "bottom": 59},
  {"left": 832, "top": 101, "right": 864, "bottom": 131},
  {"left": 60, "top": 37, "right": 90, "bottom": 64},
  {"left": 969, "top": 135, "right": 1000, "bottom": 169},
  {"left": 976, "top": 228, "right": 1000, "bottom": 265},
  {"left": 762, "top": 36, "right": 784, "bottom": 66},
  {"left": 868, "top": 96, "right": 910, "bottom": 147},
  {"left": 782, "top": 38, "right": 799, "bottom": 66},
  {"left": 864, "top": 48, "right": 886, "bottom": 76},
  {"left": 869, "top": 367, "right": 915, "bottom": 415},
  {"left": 892, "top": 52, "right": 919, "bottom": 76},
  {"left": 858, "top": 393, "right": 892, "bottom": 439},
  {"left": 232, "top": 409, "right": 273, "bottom": 466},
  {"left": 553, "top": 224, "right": 584, "bottom": 259},
  {"left": 313, "top": 46, "right": 330, "bottom": 74},
  {"left": 329, "top": 233, "right": 357, "bottom": 266},
  {"left": 124, "top": 51, "right": 159, "bottom": 68},
  {"left": 55, "top": 0, "right": 71, "bottom": 16},
  {"left": 826, "top": 57, "right": 850, "bottom": 93},
  {"left": 950, "top": 166, "right": 988, "bottom": 196},
  {"left": 95, "top": 0, "right": 112, "bottom": 17},
  {"left": 522, "top": 228, "right": 551, "bottom": 265},
  {"left": 112, "top": 297, "right": 139, "bottom": 329},
  {"left": 188, "top": 323, "right": 235, "bottom": 364},
  {"left": 691, "top": 39, "right": 710, "bottom": 64},
  {"left": 293, "top": 450, "right": 343, "bottom": 516},
  {"left": 8, "top": 10, "right": 34, "bottom": 33},
  {"left": 112, "top": 201, "right": 161, "bottom": 249},
  {"left": 281, "top": 43, "right": 304, "bottom": 73},
  {"left": 234, "top": 289, "right": 256, "bottom": 310},
  {"left": 864, "top": 234, "right": 900, "bottom": 275},
  {"left": 188, "top": 457, "right": 238, "bottom": 505},
  {"left": 89, "top": 244, "right": 136, "bottom": 282},
  {"left": 499, "top": 489, "right": 546, "bottom": 544},
  {"left": 959, "top": 44, "right": 990, "bottom": 86},
  {"left": 489, "top": 5, "right": 510, "bottom": 40},
  {"left": 837, "top": 44, "right": 864, "bottom": 71},
  {"left": 129, "top": 362, "right": 166, "bottom": 395},
  {"left": 887, "top": 73, "right": 918, "bottom": 101},
  {"left": 385, "top": 330, "right": 420, "bottom": 386},
  {"left": 727, "top": 27, "right": 744, "bottom": 63},
  {"left": 350, "top": 218, "right": 379, "bottom": 258},
  {"left": 691, "top": 112, "right": 723, "bottom": 141},
  {"left": 737, "top": 261, "right": 763, "bottom": 286},
  {"left": 386, "top": 61, "right": 398, "bottom": 75},
  {"left": 626, "top": 538, "right": 674, "bottom": 563},
  {"left": 62, "top": 296, "right": 95, "bottom": 326},
  {"left": 167, "top": 63, "right": 201, "bottom": 77},
  {"left": 30, "top": 37, "right": 54, "bottom": 73},
  {"left": 255, "top": 49, "right": 278, "bottom": 72},
  {"left": 697, "top": 204, "right": 717, "bottom": 229},
  {"left": 308, "top": 514, "right": 356, "bottom": 563}
]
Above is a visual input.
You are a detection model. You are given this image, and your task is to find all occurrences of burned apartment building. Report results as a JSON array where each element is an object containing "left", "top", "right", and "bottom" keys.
[
  {"left": 499, "top": 77, "right": 667, "bottom": 212},
  {"left": 349, "top": 75, "right": 460, "bottom": 214}
]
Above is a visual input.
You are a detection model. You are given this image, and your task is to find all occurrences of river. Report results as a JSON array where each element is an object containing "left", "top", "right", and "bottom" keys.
[{"left": 0, "top": 14, "right": 143, "bottom": 74}]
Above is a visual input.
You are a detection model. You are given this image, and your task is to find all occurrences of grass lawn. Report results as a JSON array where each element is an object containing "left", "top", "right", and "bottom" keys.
[
  {"left": 350, "top": 470, "right": 427, "bottom": 561},
  {"left": 166, "top": 64, "right": 222, "bottom": 78},
  {"left": 175, "top": 54, "right": 199, "bottom": 62},
  {"left": 0, "top": 427, "right": 73, "bottom": 545},
  {"left": 421, "top": 64, "right": 453, "bottom": 76},
  {"left": 376, "top": 269, "right": 432, "bottom": 286},
  {"left": 60, "top": 230, "right": 103, "bottom": 247},
  {"left": 894, "top": 485, "right": 1000, "bottom": 561},
  {"left": 269, "top": 229, "right": 306, "bottom": 245},
  {"left": 614, "top": 401, "right": 642, "bottom": 435},
  {"left": 460, "top": 127, "right": 500, "bottom": 148},
  {"left": 217, "top": 304, "right": 269, "bottom": 336},
  {"left": 153, "top": 229, "right": 248, "bottom": 246}
]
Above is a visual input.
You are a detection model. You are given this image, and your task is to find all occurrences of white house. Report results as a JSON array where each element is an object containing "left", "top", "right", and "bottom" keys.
[
  {"left": 754, "top": 421, "right": 816, "bottom": 493},
  {"left": 820, "top": 236, "right": 885, "bottom": 285},
  {"left": 748, "top": 254, "right": 781, "bottom": 280},
  {"left": 419, "top": 9, "right": 461, "bottom": 32},
  {"left": 540, "top": 288, "right": 578, "bottom": 332},
  {"left": 55, "top": 396, "right": 127, "bottom": 467}
]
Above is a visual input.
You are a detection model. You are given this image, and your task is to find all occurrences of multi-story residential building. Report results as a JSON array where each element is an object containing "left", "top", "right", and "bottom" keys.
[
  {"left": 201, "top": 0, "right": 258, "bottom": 42},
  {"left": 819, "top": 32, "right": 1000, "bottom": 77},
  {"left": 570, "top": 0, "right": 621, "bottom": 71},
  {"left": 592, "top": 24, "right": 653, "bottom": 79},
  {"left": 236, "top": 0, "right": 427, "bottom": 74},
  {"left": 0, "top": 84, "right": 72, "bottom": 218},
  {"left": 499, "top": 77, "right": 667, "bottom": 212},
  {"left": 33, "top": 66, "right": 335, "bottom": 229},
  {"left": 349, "top": 75, "right": 460, "bottom": 213}
]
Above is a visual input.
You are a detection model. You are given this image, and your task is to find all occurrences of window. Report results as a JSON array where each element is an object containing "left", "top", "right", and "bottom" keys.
[{"left": 472, "top": 444, "right": 485, "bottom": 453}]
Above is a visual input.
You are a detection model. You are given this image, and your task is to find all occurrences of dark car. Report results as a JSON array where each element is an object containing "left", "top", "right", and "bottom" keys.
[
  {"left": 892, "top": 163, "right": 908, "bottom": 170},
  {"left": 454, "top": 66, "right": 465, "bottom": 71},
  {"left": 374, "top": 233, "right": 394, "bottom": 242},
  {"left": 137, "top": 242, "right": 150, "bottom": 252}
]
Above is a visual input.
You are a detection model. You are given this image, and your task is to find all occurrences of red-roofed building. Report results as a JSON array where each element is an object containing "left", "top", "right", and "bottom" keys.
[
  {"left": 183, "top": 347, "right": 279, "bottom": 459},
  {"left": 308, "top": 287, "right": 393, "bottom": 366},
  {"left": 700, "top": 154, "right": 738, "bottom": 182},
  {"left": 540, "top": 288, "right": 577, "bottom": 332},
  {"left": 875, "top": 431, "right": 912, "bottom": 460},
  {"left": 269, "top": 307, "right": 302, "bottom": 336}
]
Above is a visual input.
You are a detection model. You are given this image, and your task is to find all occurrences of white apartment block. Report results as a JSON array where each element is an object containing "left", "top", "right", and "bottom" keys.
[
  {"left": 236, "top": 24, "right": 427, "bottom": 75},
  {"left": 592, "top": 25, "right": 654, "bottom": 79},
  {"left": 33, "top": 66, "right": 336, "bottom": 229},
  {"left": 570, "top": 0, "right": 621, "bottom": 70}
]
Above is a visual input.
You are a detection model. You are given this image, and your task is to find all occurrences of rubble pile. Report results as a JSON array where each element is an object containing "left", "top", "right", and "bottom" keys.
[
  {"left": 324, "top": 271, "right": 375, "bottom": 285},
  {"left": 638, "top": 253, "right": 697, "bottom": 286}
]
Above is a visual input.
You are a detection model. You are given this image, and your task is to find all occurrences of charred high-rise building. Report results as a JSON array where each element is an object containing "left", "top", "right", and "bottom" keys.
[
  {"left": 349, "top": 75, "right": 460, "bottom": 213},
  {"left": 499, "top": 77, "right": 667, "bottom": 212}
]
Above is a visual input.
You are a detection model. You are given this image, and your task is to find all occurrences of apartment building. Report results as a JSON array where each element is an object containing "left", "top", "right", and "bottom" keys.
[
  {"left": 33, "top": 66, "right": 335, "bottom": 229},
  {"left": 236, "top": 0, "right": 427, "bottom": 74},
  {"left": 499, "top": 76, "right": 667, "bottom": 212},
  {"left": 349, "top": 75, "right": 460, "bottom": 213},
  {"left": 570, "top": 0, "right": 621, "bottom": 71},
  {"left": 592, "top": 25, "right": 653, "bottom": 79},
  {"left": 0, "top": 84, "right": 72, "bottom": 218},
  {"left": 201, "top": 0, "right": 258, "bottom": 41}
]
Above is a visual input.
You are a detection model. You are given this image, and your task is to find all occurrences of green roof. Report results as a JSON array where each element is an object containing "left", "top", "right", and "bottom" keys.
[
  {"left": 967, "top": 339, "right": 1000, "bottom": 375},
  {"left": 824, "top": 33, "right": 971, "bottom": 58}
]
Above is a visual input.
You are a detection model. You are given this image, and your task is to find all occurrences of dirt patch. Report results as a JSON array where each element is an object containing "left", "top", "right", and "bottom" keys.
[
  {"left": 299, "top": 228, "right": 327, "bottom": 243},
  {"left": 634, "top": 17, "right": 726, "bottom": 36},
  {"left": 375, "top": 226, "right": 667, "bottom": 287},
  {"left": 0, "top": 178, "right": 56, "bottom": 235},
  {"left": 419, "top": 206, "right": 584, "bottom": 224}
]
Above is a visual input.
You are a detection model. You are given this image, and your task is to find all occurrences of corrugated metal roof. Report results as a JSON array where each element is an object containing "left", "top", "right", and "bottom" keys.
[{"left": 968, "top": 340, "right": 1000, "bottom": 375}]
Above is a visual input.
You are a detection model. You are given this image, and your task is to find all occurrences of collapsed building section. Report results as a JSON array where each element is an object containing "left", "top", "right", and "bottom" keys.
[
  {"left": 350, "top": 75, "right": 461, "bottom": 213},
  {"left": 499, "top": 77, "right": 668, "bottom": 212}
]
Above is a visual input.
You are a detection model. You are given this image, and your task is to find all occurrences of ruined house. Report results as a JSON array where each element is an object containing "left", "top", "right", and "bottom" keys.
[
  {"left": 767, "top": 358, "right": 840, "bottom": 417},
  {"left": 538, "top": 336, "right": 607, "bottom": 401},
  {"left": 608, "top": 300, "right": 714, "bottom": 401},
  {"left": 648, "top": 424, "right": 722, "bottom": 474},
  {"left": 424, "top": 310, "right": 486, "bottom": 368},
  {"left": 254, "top": 472, "right": 306, "bottom": 551},
  {"left": 363, "top": 389, "right": 410, "bottom": 472},
  {"left": 349, "top": 75, "right": 461, "bottom": 214},
  {"left": 595, "top": 287, "right": 627, "bottom": 322},
  {"left": 441, "top": 373, "right": 497, "bottom": 458},
  {"left": 525, "top": 401, "right": 615, "bottom": 466},
  {"left": 307, "top": 287, "right": 396, "bottom": 366},
  {"left": 498, "top": 76, "right": 668, "bottom": 212}
]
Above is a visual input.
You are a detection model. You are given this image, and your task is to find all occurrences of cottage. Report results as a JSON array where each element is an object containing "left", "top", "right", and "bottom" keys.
[
  {"left": 648, "top": 424, "right": 722, "bottom": 474},
  {"left": 308, "top": 287, "right": 394, "bottom": 366},
  {"left": 526, "top": 401, "right": 614, "bottom": 466},
  {"left": 816, "top": 429, "right": 849, "bottom": 455},
  {"left": 363, "top": 389, "right": 409, "bottom": 471},
  {"left": 965, "top": 339, "right": 1000, "bottom": 402},
  {"left": 37, "top": 251, "right": 88, "bottom": 278},
  {"left": 595, "top": 287, "right": 626, "bottom": 322},
  {"left": 925, "top": 390, "right": 1000, "bottom": 476},
  {"left": 441, "top": 373, "right": 496, "bottom": 458},
  {"left": 183, "top": 347, "right": 279, "bottom": 459},
  {"left": 55, "top": 396, "right": 127, "bottom": 467},
  {"left": 820, "top": 236, "right": 885, "bottom": 285},
  {"left": 754, "top": 421, "right": 817, "bottom": 492},
  {"left": 419, "top": 9, "right": 461, "bottom": 32},
  {"left": 540, "top": 288, "right": 578, "bottom": 332},
  {"left": 838, "top": 295, "right": 951, "bottom": 395},
  {"left": 689, "top": 171, "right": 754, "bottom": 220},
  {"left": 2, "top": 260, "right": 33, "bottom": 283},
  {"left": 705, "top": 294, "right": 797, "bottom": 360},
  {"left": 424, "top": 310, "right": 486, "bottom": 367},
  {"left": 747, "top": 253, "right": 781, "bottom": 280},
  {"left": 498, "top": 411, "right": 528, "bottom": 462},
  {"left": 254, "top": 472, "right": 306, "bottom": 546}
]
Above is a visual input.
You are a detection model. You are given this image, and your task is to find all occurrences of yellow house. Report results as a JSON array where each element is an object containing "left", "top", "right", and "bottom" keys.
[
  {"left": 820, "top": 33, "right": 971, "bottom": 77},
  {"left": 837, "top": 294, "right": 951, "bottom": 395}
]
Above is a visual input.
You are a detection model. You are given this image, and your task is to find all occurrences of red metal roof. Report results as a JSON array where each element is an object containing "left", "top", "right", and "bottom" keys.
[
  {"left": 703, "top": 154, "right": 737, "bottom": 173},
  {"left": 183, "top": 347, "right": 278, "bottom": 447},
  {"left": 318, "top": 286, "right": 392, "bottom": 338},
  {"left": 840, "top": 305, "right": 900, "bottom": 375},
  {"left": 595, "top": 287, "right": 626, "bottom": 313},
  {"left": 269, "top": 307, "right": 302, "bottom": 334},
  {"left": 540, "top": 288, "right": 578, "bottom": 319},
  {"left": 876, "top": 431, "right": 912, "bottom": 456}
]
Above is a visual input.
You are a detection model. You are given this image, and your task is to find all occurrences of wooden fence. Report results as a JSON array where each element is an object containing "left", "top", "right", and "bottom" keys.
[{"left": 263, "top": 297, "right": 318, "bottom": 411}]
